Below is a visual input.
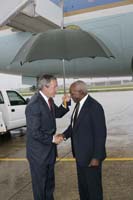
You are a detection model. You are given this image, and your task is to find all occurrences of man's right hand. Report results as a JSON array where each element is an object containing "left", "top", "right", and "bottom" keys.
[{"left": 53, "top": 134, "right": 64, "bottom": 144}]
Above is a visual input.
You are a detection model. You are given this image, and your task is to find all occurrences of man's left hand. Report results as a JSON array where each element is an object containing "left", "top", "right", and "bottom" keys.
[
  {"left": 53, "top": 134, "right": 64, "bottom": 144},
  {"left": 88, "top": 159, "right": 100, "bottom": 167}
]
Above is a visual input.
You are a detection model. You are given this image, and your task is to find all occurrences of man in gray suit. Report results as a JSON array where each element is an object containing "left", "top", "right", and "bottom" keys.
[{"left": 25, "top": 74, "right": 70, "bottom": 200}]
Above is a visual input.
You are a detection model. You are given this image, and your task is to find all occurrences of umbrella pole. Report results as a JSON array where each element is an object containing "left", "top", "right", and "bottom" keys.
[
  {"left": 60, "top": 0, "right": 66, "bottom": 93},
  {"left": 60, "top": 0, "right": 67, "bottom": 106},
  {"left": 62, "top": 59, "right": 66, "bottom": 94},
  {"left": 62, "top": 59, "right": 67, "bottom": 108},
  {"left": 60, "top": 0, "right": 66, "bottom": 94}
]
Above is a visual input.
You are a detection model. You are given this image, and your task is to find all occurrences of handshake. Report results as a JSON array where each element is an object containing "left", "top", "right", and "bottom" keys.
[{"left": 53, "top": 134, "right": 65, "bottom": 145}]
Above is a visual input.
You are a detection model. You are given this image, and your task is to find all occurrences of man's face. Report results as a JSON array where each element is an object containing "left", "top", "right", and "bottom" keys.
[
  {"left": 44, "top": 79, "right": 58, "bottom": 97},
  {"left": 70, "top": 87, "right": 83, "bottom": 103}
]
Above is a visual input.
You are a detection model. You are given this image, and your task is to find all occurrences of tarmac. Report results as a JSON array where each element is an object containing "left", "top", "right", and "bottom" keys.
[{"left": 0, "top": 91, "right": 133, "bottom": 200}]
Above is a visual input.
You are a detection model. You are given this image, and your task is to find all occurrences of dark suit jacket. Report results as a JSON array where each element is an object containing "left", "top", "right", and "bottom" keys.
[
  {"left": 63, "top": 95, "right": 107, "bottom": 166},
  {"left": 25, "top": 92, "right": 69, "bottom": 165}
]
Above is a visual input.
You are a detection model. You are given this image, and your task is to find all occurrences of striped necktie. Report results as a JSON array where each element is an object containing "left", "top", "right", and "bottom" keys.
[{"left": 73, "top": 102, "right": 80, "bottom": 127}]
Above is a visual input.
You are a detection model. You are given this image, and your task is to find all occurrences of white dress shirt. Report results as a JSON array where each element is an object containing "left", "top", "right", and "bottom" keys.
[
  {"left": 39, "top": 91, "right": 51, "bottom": 109},
  {"left": 72, "top": 94, "right": 88, "bottom": 127},
  {"left": 78, "top": 94, "right": 88, "bottom": 115}
]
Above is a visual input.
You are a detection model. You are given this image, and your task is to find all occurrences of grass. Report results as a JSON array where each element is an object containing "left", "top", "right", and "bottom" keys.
[
  {"left": 88, "top": 84, "right": 133, "bottom": 92},
  {"left": 20, "top": 84, "right": 133, "bottom": 96}
]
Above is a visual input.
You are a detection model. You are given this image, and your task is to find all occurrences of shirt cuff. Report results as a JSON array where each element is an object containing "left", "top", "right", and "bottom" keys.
[{"left": 52, "top": 135, "right": 55, "bottom": 143}]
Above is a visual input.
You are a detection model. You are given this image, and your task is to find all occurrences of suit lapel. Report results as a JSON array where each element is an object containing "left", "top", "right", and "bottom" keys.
[
  {"left": 38, "top": 92, "right": 54, "bottom": 119},
  {"left": 73, "top": 96, "right": 93, "bottom": 130}
]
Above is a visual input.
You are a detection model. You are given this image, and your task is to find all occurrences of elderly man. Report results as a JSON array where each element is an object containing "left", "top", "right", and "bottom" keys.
[{"left": 62, "top": 80, "right": 107, "bottom": 200}]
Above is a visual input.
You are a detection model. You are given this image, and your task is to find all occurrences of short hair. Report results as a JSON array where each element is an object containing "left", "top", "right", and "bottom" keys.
[
  {"left": 70, "top": 80, "right": 88, "bottom": 95},
  {"left": 38, "top": 74, "right": 57, "bottom": 90}
]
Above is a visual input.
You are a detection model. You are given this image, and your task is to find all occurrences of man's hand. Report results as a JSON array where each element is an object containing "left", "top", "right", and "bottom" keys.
[
  {"left": 53, "top": 134, "right": 64, "bottom": 144},
  {"left": 62, "top": 94, "right": 71, "bottom": 102},
  {"left": 88, "top": 159, "right": 100, "bottom": 167},
  {"left": 62, "top": 94, "right": 71, "bottom": 107}
]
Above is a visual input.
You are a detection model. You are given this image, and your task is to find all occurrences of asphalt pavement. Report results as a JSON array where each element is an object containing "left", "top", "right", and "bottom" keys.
[{"left": 0, "top": 91, "right": 133, "bottom": 200}]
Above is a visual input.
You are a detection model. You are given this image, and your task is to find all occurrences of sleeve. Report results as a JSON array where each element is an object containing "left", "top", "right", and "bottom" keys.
[
  {"left": 91, "top": 103, "right": 107, "bottom": 160},
  {"left": 63, "top": 124, "right": 72, "bottom": 140},
  {"left": 54, "top": 104, "right": 69, "bottom": 118}
]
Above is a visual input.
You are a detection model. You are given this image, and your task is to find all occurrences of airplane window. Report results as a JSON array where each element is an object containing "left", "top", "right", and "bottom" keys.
[
  {"left": 0, "top": 92, "right": 4, "bottom": 104},
  {"left": 7, "top": 91, "right": 27, "bottom": 106}
]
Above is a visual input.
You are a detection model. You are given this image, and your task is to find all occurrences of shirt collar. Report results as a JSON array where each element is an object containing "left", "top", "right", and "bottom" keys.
[
  {"left": 39, "top": 90, "right": 49, "bottom": 104},
  {"left": 79, "top": 94, "right": 88, "bottom": 106},
  {"left": 76, "top": 94, "right": 88, "bottom": 115}
]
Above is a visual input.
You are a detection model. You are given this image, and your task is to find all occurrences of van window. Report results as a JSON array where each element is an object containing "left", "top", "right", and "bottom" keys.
[
  {"left": 0, "top": 92, "right": 4, "bottom": 104},
  {"left": 7, "top": 91, "right": 27, "bottom": 106}
]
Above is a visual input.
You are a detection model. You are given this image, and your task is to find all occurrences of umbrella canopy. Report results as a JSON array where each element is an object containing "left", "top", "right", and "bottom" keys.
[{"left": 12, "top": 29, "right": 114, "bottom": 65}]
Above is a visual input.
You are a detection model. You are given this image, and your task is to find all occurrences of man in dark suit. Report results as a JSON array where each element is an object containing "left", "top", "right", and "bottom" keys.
[
  {"left": 62, "top": 80, "right": 107, "bottom": 200},
  {"left": 25, "top": 74, "right": 70, "bottom": 200}
]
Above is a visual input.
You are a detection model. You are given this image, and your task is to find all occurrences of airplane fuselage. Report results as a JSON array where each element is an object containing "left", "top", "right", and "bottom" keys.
[{"left": 0, "top": 8, "right": 133, "bottom": 81}]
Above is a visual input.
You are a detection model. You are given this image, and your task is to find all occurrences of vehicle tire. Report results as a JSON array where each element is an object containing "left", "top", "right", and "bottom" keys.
[{"left": 5, "top": 131, "right": 11, "bottom": 138}]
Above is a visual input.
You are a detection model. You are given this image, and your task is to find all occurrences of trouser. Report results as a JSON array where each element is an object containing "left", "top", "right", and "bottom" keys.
[
  {"left": 76, "top": 163, "right": 103, "bottom": 200},
  {"left": 29, "top": 162, "right": 55, "bottom": 200}
]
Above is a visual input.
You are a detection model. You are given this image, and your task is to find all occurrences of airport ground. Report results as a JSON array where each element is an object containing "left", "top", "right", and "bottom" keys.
[{"left": 0, "top": 91, "right": 133, "bottom": 200}]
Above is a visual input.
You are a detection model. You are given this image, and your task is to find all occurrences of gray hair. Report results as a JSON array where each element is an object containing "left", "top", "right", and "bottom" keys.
[
  {"left": 70, "top": 80, "right": 88, "bottom": 95},
  {"left": 38, "top": 74, "right": 57, "bottom": 90}
]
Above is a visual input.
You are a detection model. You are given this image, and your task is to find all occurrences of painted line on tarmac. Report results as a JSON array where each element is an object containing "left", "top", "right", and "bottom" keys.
[
  {"left": 0, "top": 157, "right": 133, "bottom": 161},
  {"left": 57, "top": 158, "right": 133, "bottom": 162},
  {"left": 105, "top": 158, "right": 133, "bottom": 161},
  {"left": 0, "top": 158, "right": 27, "bottom": 161}
]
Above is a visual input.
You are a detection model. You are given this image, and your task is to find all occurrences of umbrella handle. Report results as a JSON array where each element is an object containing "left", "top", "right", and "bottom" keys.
[
  {"left": 63, "top": 96, "right": 71, "bottom": 108},
  {"left": 63, "top": 99, "right": 67, "bottom": 108}
]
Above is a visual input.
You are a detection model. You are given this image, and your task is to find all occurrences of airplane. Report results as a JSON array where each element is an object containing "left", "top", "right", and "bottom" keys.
[{"left": 0, "top": 0, "right": 133, "bottom": 85}]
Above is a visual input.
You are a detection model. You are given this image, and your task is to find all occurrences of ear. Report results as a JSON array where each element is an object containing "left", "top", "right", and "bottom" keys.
[{"left": 45, "top": 84, "right": 49, "bottom": 88}]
